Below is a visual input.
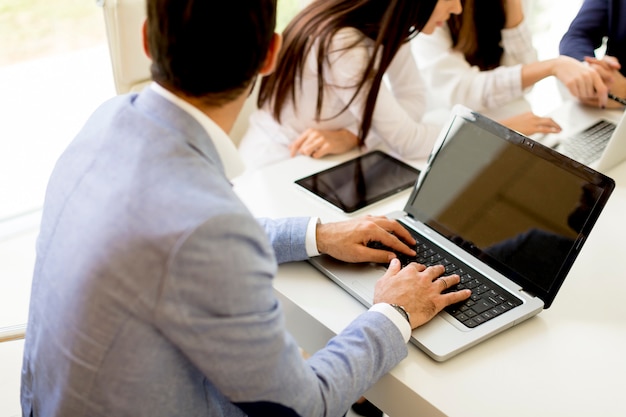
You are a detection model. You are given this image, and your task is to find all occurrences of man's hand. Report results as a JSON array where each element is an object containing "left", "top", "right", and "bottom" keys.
[
  {"left": 315, "top": 216, "right": 471, "bottom": 329},
  {"left": 289, "top": 128, "right": 359, "bottom": 158},
  {"left": 585, "top": 55, "right": 621, "bottom": 82},
  {"left": 315, "top": 215, "right": 416, "bottom": 264},
  {"left": 585, "top": 55, "right": 626, "bottom": 109},
  {"left": 374, "top": 261, "right": 471, "bottom": 328}
]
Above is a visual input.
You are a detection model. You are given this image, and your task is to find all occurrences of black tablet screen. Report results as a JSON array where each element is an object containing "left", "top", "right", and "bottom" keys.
[{"left": 294, "top": 151, "right": 420, "bottom": 213}]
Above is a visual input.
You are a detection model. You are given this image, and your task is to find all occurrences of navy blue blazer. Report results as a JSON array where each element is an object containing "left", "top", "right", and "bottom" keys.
[{"left": 559, "top": 0, "right": 626, "bottom": 76}]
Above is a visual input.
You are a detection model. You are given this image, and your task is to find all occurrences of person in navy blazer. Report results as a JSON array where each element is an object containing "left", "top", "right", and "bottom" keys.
[
  {"left": 560, "top": 0, "right": 626, "bottom": 108},
  {"left": 19, "top": 1, "right": 470, "bottom": 416}
]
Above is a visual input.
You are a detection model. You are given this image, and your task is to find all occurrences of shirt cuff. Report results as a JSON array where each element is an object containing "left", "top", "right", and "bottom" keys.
[
  {"left": 370, "top": 303, "right": 412, "bottom": 343},
  {"left": 305, "top": 217, "right": 321, "bottom": 257}
]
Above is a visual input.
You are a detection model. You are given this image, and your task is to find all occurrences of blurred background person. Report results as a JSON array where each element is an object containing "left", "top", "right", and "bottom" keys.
[
  {"left": 411, "top": 0, "right": 608, "bottom": 135},
  {"left": 559, "top": 0, "right": 626, "bottom": 108}
]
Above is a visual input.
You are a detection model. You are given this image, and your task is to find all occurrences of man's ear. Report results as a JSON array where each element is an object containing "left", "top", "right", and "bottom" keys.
[
  {"left": 142, "top": 19, "right": 151, "bottom": 59},
  {"left": 259, "top": 33, "right": 282, "bottom": 76}
]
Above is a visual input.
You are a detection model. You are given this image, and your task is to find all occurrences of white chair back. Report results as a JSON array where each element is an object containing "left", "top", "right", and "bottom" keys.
[
  {"left": 97, "top": 0, "right": 257, "bottom": 145},
  {"left": 98, "top": 0, "right": 151, "bottom": 94}
]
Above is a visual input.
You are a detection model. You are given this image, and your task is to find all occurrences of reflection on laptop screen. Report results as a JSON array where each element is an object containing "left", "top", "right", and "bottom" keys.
[{"left": 405, "top": 115, "right": 609, "bottom": 302}]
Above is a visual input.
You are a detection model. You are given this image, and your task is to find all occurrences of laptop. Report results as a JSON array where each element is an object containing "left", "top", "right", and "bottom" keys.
[
  {"left": 536, "top": 102, "right": 626, "bottom": 173},
  {"left": 308, "top": 105, "right": 615, "bottom": 361}
]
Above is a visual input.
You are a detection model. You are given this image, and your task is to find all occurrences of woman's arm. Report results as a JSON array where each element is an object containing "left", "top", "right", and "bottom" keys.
[{"left": 411, "top": 24, "right": 533, "bottom": 111}]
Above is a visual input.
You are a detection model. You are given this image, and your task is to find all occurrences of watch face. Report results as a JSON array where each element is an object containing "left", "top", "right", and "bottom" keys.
[{"left": 390, "top": 304, "right": 410, "bottom": 323}]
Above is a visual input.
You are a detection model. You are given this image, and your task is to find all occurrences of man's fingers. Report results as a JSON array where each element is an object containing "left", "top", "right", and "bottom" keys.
[
  {"left": 385, "top": 220, "right": 416, "bottom": 246},
  {"left": 441, "top": 288, "right": 472, "bottom": 305},
  {"left": 365, "top": 217, "right": 416, "bottom": 254},
  {"left": 374, "top": 232, "right": 415, "bottom": 257},
  {"left": 387, "top": 257, "right": 402, "bottom": 273},
  {"left": 416, "top": 264, "right": 445, "bottom": 281},
  {"left": 434, "top": 274, "right": 470, "bottom": 306}
]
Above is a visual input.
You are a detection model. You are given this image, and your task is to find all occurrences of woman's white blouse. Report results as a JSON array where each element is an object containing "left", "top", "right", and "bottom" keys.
[
  {"left": 410, "top": 20, "right": 538, "bottom": 112},
  {"left": 239, "top": 27, "right": 441, "bottom": 171}
]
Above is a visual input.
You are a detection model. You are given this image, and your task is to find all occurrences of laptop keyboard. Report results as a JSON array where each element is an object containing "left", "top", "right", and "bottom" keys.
[
  {"left": 559, "top": 119, "right": 615, "bottom": 165},
  {"left": 371, "top": 224, "right": 523, "bottom": 329}
]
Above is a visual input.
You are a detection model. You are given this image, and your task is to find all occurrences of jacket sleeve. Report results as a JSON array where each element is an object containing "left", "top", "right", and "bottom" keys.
[
  {"left": 257, "top": 217, "right": 310, "bottom": 264},
  {"left": 559, "top": 0, "right": 609, "bottom": 61},
  {"left": 159, "top": 211, "right": 408, "bottom": 417}
]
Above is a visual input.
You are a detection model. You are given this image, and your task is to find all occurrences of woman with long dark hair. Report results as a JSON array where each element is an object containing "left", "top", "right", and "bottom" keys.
[
  {"left": 238, "top": 0, "right": 462, "bottom": 171},
  {"left": 411, "top": 0, "right": 607, "bottom": 135}
]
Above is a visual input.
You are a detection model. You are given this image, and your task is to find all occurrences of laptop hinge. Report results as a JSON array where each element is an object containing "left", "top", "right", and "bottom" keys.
[{"left": 519, "top": 288, "right": 538, "bottom": 299}]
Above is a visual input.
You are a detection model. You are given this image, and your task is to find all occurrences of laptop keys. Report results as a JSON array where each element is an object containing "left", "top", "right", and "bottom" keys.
[
  {"left": 368, "top": 230, "right": 523, "bottom": 329},
  {"left": 560, "top": 119, "right": 615, "bottom": 165},
  {"left": 444, "top": 274, "right": 522, "bottom": 328}
]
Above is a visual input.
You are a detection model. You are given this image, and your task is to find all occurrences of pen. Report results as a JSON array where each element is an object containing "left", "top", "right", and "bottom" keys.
[{"left": 608, "top": 92, "right": 626, "bottom": 106}]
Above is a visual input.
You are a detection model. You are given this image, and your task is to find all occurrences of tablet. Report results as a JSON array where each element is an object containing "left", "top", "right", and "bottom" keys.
[{"left": 294, "top": 150, "right": 420, "bottom": 213}]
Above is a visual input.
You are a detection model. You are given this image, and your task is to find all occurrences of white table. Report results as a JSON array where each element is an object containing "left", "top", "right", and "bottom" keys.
[{"left": 232, "top": 101, "right": 626, "bottom": 417}]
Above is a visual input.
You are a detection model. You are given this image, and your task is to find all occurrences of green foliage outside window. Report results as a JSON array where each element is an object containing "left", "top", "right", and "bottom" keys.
[{"left": 277, "top": 0, "right": 300, "bottom": 32}]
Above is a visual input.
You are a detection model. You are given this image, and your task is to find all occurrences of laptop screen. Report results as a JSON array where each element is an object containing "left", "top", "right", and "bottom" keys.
[{"left": 404, "top": 108, "right": 614, "bottom": 307}]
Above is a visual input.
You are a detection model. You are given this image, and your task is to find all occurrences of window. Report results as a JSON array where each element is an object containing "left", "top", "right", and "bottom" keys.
[
  {"left": 0, "top": 0, "right": 114, "bottom": 221},
  {"left": 278, "top": 0, "right": 302, "bottom": 31},
  {"left": 0, "top": 0, "right": 310, "bottom": 332},
  {"left": 0, "top": 0, "right": 114, "bottom": 329}
]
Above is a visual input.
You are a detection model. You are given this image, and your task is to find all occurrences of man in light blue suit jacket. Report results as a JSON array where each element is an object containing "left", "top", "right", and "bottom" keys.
[{"left": 20, "top": 1, "right": 469, "bottom": 416}]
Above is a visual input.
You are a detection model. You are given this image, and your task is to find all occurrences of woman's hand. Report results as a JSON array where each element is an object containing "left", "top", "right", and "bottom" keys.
[
  {"left": 500, "top": 111, "right": 561, "bottom": 136},
  {"left": 289, "top": 128, "right": 359, "bottom": 158},
  {"left": 550, "top": 55, "right": 609, "bottom": 107}
]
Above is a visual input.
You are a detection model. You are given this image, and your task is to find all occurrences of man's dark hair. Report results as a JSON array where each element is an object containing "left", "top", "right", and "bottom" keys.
[{"left": 146, "top": 0, "right": 277, "bottom": 104}]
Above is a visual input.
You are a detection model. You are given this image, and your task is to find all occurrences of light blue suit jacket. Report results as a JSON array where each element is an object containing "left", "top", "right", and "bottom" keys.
[{"left": 20, "top": 88, "right": 407, "bottom": 417}]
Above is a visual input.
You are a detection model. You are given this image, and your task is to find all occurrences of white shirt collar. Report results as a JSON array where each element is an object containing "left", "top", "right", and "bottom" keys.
[{"left": 149, "top": 82, "right": 245, "bottom": 180}]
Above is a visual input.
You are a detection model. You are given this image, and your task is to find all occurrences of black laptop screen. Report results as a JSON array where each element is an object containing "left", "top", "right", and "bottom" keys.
[{"left": 404, "top": 110, "right": 614, "bottom": 306}]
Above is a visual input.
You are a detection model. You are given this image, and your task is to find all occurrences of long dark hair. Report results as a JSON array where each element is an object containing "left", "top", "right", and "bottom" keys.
[
  {"left": 447, "top": 0, "right": 506, "bottom": 70},
  {"left": 258, "top": 0, "right": 437, "bottom": 144}
]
